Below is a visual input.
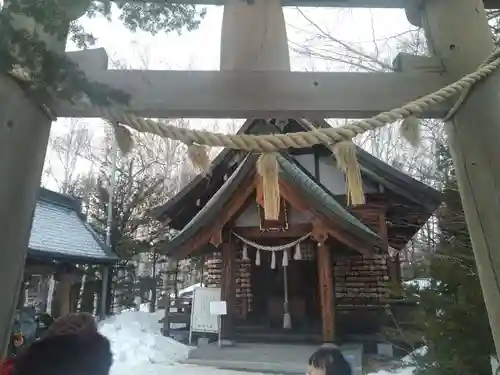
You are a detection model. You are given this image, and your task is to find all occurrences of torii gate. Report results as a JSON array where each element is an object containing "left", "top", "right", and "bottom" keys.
[{"left": 1, "top": 0, "right": 500, "bottom": 357}]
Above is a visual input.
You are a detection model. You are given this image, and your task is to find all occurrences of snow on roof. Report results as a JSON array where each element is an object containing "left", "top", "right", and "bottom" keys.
[{"left": 28, "top": 189, "right": 116, "bottom": 262}]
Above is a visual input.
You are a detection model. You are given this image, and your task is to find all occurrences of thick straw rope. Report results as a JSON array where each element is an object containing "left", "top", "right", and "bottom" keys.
[{"left": 100, "top": 48, "right": 500, "bottom": 152}]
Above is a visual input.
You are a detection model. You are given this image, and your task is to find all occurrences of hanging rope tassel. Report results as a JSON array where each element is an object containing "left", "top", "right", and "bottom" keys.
[
  {"left": 187, "top": 143, "right": 210, "bottom": 172},
  {"left": 282, "top": 249, "right": 289, "bottom": 267},
  {"left": 400, "top": 116, "right": 421, "bottom": 148},
  {"left": 256, "top": 153, "right": 281, "bottom": 220},
  {"left": 255, "top": 249, "right": 261, "bottom": 266},
  {"left": 242, "top": 243, "right": 249, "bottom": 261},
  {"left": 294, "top": 243, "right": 302, "bottom": 260},
  {"left": 114, "top": 123, "right": 134, "bottom": 155},
  {"left": 333, "top": 141, "right": 365, "bottom": 206},
  {"left": 271, "top": 251, "right": 276, "bottom": 269}
]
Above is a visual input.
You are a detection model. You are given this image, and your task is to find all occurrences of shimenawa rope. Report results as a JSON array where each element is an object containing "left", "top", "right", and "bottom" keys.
[{"left": 102, "top": 48, "right": 500, "bottom": 153}]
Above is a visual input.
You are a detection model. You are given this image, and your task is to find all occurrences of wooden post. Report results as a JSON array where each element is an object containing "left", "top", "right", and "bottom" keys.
[
  {"left": 317, "top": 240, "right": 335, "bottom": 342},
  {"left": 54, "top": 273, "right": 73, "bottom": 317},
  {"left": 419, "top": 0, "right": 500, "bottom": 358},
  {"left": 0, "top": 0, "right": 89, "bottom": 355},
  {"left": 220, "top": 0, "right": 289, "bottom": 72},
  {"left": 0, "top": 74, "right": 53, "bottom": 355},
  {"left": 99, "top": 265, "right": 110, "bottom": 319},
  {"left": 220, "top": 233, "right": 235, "bottom": 340}
]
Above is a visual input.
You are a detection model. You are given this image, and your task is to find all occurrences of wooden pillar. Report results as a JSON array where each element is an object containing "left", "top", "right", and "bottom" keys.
[
  {"left": 99, "top": 265, "right": 110, "bottom": 319},
  {"left": 220, "top": 233, "right": 235, "bottom": 340},
  {"left": 316, "top": 239, "right": 335, "bottom": 342},
  {"left": 53, "top": 273, "right": 73, "bottom": 317},
  {"left": 0, "top": 1, "right": 89, "bottom": 355},
  {"left": 0, "top": 74, "right": 52, "bottom": 354},
  {"left": 419, "top": 0, "right": 500, "bottom": 358},
  {"left": 220, "top": 0, "right": 289, "bottom": 72}
]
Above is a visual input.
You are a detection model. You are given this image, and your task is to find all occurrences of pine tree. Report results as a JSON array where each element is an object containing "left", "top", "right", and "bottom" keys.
[{"left": 414, "top": 144, "right": 494, "bottom": 375}]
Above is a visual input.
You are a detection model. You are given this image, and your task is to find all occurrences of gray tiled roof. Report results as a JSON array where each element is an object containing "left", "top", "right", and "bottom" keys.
[{"left": 28, "top": 189, "right": 116, "bottom": 263}]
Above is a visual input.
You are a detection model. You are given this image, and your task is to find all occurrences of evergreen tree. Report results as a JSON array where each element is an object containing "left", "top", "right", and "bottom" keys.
[{"left": 414, "top": 144, "right": 494, "bottom": 375}]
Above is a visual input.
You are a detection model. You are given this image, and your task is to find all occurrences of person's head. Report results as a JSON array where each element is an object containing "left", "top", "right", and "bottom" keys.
[
  {"left": 307, "top": 344, "right": 352, "bottom": 375},
  {"left": 45, "top": 312, "right": 98, "bottom": 338},
  {"left": 12, "top": 332, "right": 112, "bottom": 375}
]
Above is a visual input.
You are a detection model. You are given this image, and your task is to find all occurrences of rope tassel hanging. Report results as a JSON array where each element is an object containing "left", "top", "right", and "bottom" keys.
[
  {"left": 187, "top": 143, "right": 210, "bottom": 172},
  {"left": 400, "top": 116, "right": 421, "bottom": 148},
  {"left": 332, "top": 141, "right": 365, "bottom": 206},
  {"left": 256, "top": 153, "right": 281, "bottom": 220},
  {"left": 114, "top": 123, "right": 134, "bottom": 155},
  {"left": 271, "top": 251, "right": 276, "bottom": 269}
]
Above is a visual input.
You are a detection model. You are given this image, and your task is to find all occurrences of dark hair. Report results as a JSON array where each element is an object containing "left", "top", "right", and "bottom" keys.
[
  {"left": 45, "top": 312, "right": 98, "bottom": 338},
  {"left": 308, "top": 345, "right": 352, "bottom": 375},
  {"left": 12, "top": 332, "right": 112, "bottom": 375}
]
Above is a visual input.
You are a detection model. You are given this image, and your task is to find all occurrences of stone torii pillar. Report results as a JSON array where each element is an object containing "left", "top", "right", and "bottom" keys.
[
  {"left": 407, "top": 0, "right": 500, "bottom": 359},
  {"left": 0, "top": 0, "right": 88, "bottom": 355}
]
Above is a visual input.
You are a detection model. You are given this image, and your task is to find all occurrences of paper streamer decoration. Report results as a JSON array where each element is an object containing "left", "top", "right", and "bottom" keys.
[
  {"left": 282, "top": 249, "right": 289, "bottom": 267},
  {"left": 242, "top": 243, "right": 250, "bottom": 261},
  {"left": 294, "top": 243, "right": 302, "bottom": 260}
]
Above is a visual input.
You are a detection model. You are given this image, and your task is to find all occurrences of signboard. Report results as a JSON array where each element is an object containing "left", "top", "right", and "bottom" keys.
[
  {"left": 189, "top": 287, "right": 221, "bottom": 342},
  {"left": 210, "top": 301, "right": 227, "bottom": 316}
]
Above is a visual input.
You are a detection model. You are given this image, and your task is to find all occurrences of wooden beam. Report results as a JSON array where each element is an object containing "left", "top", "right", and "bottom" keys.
[
  {"left": 136, "top": 0, "right": 500, "bottom": 10},
  {"left": 56, "top": 56, "right": 448, "bottom": 119},
  {"left": 317, "top": 241, "right": 335, "bottom": 342}
]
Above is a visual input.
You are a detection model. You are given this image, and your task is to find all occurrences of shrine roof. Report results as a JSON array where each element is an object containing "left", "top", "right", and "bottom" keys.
[
  {"left": 161, "top": 152, "right": 382, "bottom": 257},
  {"left": 162, "top": 154, "right": 258, "bottom": 255},
  {"left": 28, "top": 188, "right": 117, "bottom": 264},
  {"left": 151, "top": 119, "right": 441, "bottom": 231},
  {"left": 276, "top": 154, "right": 382, "bottom": 246}
]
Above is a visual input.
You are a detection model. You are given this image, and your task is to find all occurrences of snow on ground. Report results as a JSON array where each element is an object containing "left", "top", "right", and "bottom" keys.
[
  {"left": 99, "top": 309, "right": 191, "bottom": 375},
  {"left": 99, "top": 309, "right": 420, "bottom": 375},
  {"left": 369, "top": 346, "right": 427, "bottom": 375}
]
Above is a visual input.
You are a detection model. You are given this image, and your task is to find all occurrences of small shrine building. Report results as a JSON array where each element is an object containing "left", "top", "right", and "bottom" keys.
[{"left": 151, "top": 118, "right": 441, "bottom": 343}]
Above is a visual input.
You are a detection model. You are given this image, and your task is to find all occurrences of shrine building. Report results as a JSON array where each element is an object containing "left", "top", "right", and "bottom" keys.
[{"left": 151, "top": 118, "right": 441, "bottom": 343}]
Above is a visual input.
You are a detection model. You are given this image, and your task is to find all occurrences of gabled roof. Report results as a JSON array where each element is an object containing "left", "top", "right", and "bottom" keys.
[
  {"left": 152, "top": 119, "right": 441, "bottom": 225},
  {"left": 162, "top": 153, "right": 382, "bottom": 257},
  {"left": 162, "top": 154, "right": 257, "bottom": 255},
  {"left": 29, "top": 188, "right": 117, "bottom": 264},
  {"left": 276, "top": 154, "right": 381, "bottom": 246}
]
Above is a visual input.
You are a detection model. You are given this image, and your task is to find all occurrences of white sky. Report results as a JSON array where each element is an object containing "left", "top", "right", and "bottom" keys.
[{"left": 45, "top": 4, "right": 414, "bottom": 190}]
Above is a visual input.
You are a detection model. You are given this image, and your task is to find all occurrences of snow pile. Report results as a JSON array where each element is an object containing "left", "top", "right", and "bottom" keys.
[
  {"left": 99, "top": 310, "right": 191, "bottom": 375},
  {"left": 369, "top": 346, "right": 427, "bottom": 375}
]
